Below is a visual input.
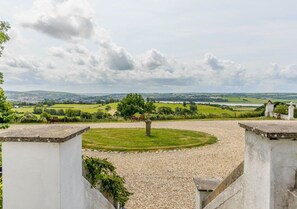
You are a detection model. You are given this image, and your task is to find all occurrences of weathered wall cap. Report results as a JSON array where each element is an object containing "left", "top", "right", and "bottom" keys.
[
  {"left": 239, "top": 122, "right": 297, "bottom": 140},
  {"left": 0, "top": 125, "right": 90, "bottom": 143},
  {"left": 193, "top": 177, "right": 221, "bottom": 192}
]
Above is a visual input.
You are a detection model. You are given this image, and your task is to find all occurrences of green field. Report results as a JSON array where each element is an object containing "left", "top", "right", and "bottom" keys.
[
  {"left": 13, "top": 102, "right": 258, "bottom": 117},
  {"left": 82, "top": 128, "right": 217, "bottom": 151},
  {"left": 154, "top": 102, "right": 256, "bottom": 116}
]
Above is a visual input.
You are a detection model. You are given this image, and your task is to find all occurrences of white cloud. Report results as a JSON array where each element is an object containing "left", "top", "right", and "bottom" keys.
[
  {"left": 100, "top": 41, "right": 135, "bottom": 71},
  {"left": 17, "top": 0, "right": 95, "bottom": 41},
  {"left": 48, "top": 46, "right": 69, "bottom": 58},
  {"left": 4, "top": 0, "right": 297, "bottom": 92},
  {"left": 277, "top": 64, "right": 297, "bottom": 81}
]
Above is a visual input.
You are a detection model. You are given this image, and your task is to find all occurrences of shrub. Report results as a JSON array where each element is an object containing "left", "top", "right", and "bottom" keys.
[
  {"left": 190, "top": 104, "right": 198, "bottom": 113},
  {"left": 238, "top": 111, "right": 264, "bottom": 118},
  {"left": 80, "top": 112, "right": 92, "bottom": 120},
  {"left": 57, "top": 109, "right": 65, "bottom": 116},
  {"left": 65, "top": 109, "right": 81, "bottom": 117},
  {"left": 93, "top": 110, "right": 111, "bottom": 120},
  {"left": 157, "top": 106, "right": 174, "bottom": 115},
  {"left": 84, "top": 157, "right": 132, "bottom": 207},
  {"left": 19, "top": 112, "right": 40, "bottom": 123},
  {"left": 274, "top": 104, "right": 288, "bottom": 115},
  {"left": 33, "top": 106, "right": 43, "bottom": 114}
]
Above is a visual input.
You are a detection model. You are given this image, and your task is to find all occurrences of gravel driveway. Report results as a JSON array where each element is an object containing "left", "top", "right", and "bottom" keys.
[{"left": 83, "top": 120, "right": 249, "bottom": 209}]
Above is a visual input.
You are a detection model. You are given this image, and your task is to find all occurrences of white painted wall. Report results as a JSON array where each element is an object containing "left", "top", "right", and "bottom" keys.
[
  {"left": 196, "top": 190, "right": 212, "bottom": 209},
  {"left": 265, "top": 102, "right": 274, "bottom": 117},
  {"left": 288, "top": 104, "right": 294, "bottom": 120},
  {"left": 244, "top": 131, "right": 297, "bottom": 209},
  {"left": 2, "top": 134, "right": 115, "bottom": 209},
  {"left": 83, "top": 178, "right": 115, "bottom": 209},
  {"left": 243, "top": 131, "right": 271, "bottom": 209},
  {"left": 203, "top": 176, "right": 243, "bottom": 209},
  {"left": 60, "top": 136, "right": 84, "bottom": 209},
  {"left": 3, "top": 141, "right": 61, "bottom": 209}
]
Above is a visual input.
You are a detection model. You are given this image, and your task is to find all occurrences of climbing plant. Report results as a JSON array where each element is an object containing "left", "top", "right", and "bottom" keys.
[{"left": 83, "top": 157, "right": 132, "bottom": 207}]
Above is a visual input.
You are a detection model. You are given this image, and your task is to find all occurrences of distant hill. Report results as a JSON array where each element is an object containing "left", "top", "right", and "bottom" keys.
[
  {"left": 6, "top": 90, "right": 92, "bottom": 103},
  {"left": 5, "top": 90, "right": 297, "bottom": 104}
]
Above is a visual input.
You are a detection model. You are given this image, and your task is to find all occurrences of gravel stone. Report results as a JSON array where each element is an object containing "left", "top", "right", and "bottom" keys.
[{"left": 83, "top": 120, "right": 247, "bottom": 209}]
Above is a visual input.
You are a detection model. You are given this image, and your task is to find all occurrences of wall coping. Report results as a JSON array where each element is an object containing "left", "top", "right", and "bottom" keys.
[
  {"left": 239, "top": 122, "right": 297, "bottom": 140},
  {"left": 0, "top": 125, "right": 90, "bottom": 143},
  {"left": 202, "top": 161, "right": 244, "bottom": 208},
  {"left": 193, "top": 177, "right": 221, "bottom": 192}
]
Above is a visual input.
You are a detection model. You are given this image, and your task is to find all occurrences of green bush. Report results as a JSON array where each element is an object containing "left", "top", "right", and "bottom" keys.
[
  {"left": 84, "top": 157, "right": 132, "bottom": 207},
  {"left": 19, "top": 112, "right": 40, "bottom": 123},
  {"left": 157, "top": 106, "right": 174, "bottom": 115},
  {"left": 238, "top": 111, "right": 264, "bottom": 118},
  {"left": 274, "top": 104, "right": 288, "bottom": 115}
]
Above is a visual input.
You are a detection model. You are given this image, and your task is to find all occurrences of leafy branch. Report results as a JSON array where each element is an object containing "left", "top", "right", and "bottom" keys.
[{"left": 84, "top": 157, "right": 132, "bottom": 207}]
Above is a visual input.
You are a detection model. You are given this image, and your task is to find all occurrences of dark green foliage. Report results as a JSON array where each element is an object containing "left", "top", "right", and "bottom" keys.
[
  {"left": 80, "top": 111, "right": 92, "bottom": 120},
  {"left": 57, "top": 109, "right": 65, "bottom": 115},
  {"left": 237, "top": 111, "right": 264, "bottom": 118},
  {"left": 157, "top": 106, "right": 174, "bottom": 115},
  {"left": 39, "top": 112, "right": 51, "bottom": 121},
  {"left": 190, "top": 104, "right": 198, "bottom": 112},
  {"left": 105, "top": 105, "right": 111, "bottom": 111},
  {"left": 0, "top": 89, "right": 14, "bottom": 128},
  {"left": 175, "top": 107, "right": 192, "bottom": 115},
  {"left": 62, "top": 117, "right": 80, "bottom": 122},
  {"left": 20, "top": 112, "right": 39, "bottom": 123},
  {"left": 0, "top": 21, "right": 13, "bottom": 129},
  {"left": 144, "top": 101, "right": 156, "bottom": 113},
  {"left": 274, "top": 104, "right": 288, "bottom": 115},
  {"left": 255, "top": 105, "right": 265, "bottom": 112},
  {"left": 65, "top": 108, "right": 81, "bottom": 117},
  {"left": 33, "top": 106, "right": 43, "bottom": 114},
  {"left": 117, "top": 93, "right": 145, "bottom": 118},
  {"left": 93, "top": 110, "right": 111, "bottom": 120},
  {"left": 84, "top": 157, "right": 132, "bottom": 207}
]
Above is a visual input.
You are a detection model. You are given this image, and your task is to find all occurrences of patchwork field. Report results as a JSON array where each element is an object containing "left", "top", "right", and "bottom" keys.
[{"left": 13, "top": 102, "right": 258, "bottom": 117}]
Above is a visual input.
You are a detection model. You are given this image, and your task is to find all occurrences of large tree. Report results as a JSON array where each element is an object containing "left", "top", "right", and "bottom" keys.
[
  {"left": 0, "top": 21, "right": 13, "bottom": 128},
  {"left": 117, "top": 93, "right": 156, "bottom": 118}
]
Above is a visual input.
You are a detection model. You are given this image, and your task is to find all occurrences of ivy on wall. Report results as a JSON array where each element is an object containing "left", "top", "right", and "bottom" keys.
[{"left": 84, "top": 157, "right": 132, "bottom": 207}]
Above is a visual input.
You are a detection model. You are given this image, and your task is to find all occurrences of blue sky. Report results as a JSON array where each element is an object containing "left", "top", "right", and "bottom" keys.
[{"left": 1, "top": 0, "right": 297, "bottom": 93}]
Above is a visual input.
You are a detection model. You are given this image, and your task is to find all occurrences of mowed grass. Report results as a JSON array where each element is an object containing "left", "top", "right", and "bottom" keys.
[{"left": 82, "top": 128, "right": 217, "bottom": 152}]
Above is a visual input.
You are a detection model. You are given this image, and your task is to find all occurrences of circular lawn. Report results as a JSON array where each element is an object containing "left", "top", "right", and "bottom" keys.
[{"left": 82, "top": 128, "right": 217, "bottom": 152}]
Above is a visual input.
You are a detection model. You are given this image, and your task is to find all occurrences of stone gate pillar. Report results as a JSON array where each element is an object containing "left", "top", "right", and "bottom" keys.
[
  {"left": 0, "top": 125, "right": 89, "bottom": 209},
  {"left": 265, "top": 100, "right": 274, "bottom": 117},
  {"left": 239, "top": 122, "right": 297, "bottom": 209},
  {"left": 288, "top": 102, "right": 295, "bottom": 120}
]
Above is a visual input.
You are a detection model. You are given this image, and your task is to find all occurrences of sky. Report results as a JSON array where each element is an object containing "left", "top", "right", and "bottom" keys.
[{"left": 1, "top": 0, "right": 297, "bottom": 93}]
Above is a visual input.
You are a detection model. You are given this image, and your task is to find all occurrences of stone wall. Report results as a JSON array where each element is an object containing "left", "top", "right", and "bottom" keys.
[{"left": 204, "top": 176, "right": 243, "bottom": 209}]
